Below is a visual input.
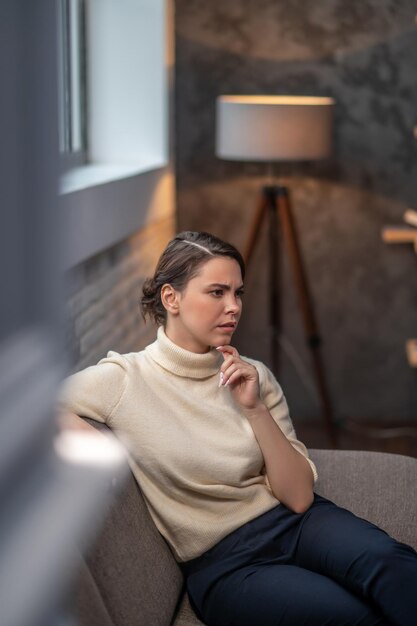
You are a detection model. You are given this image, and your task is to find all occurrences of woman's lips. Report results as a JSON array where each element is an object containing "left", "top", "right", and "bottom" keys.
[{"left": 217, "top": 324, "right": 236, "bottom": 332}]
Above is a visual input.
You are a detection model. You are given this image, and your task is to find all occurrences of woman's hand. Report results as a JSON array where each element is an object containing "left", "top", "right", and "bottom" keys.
[
  {"left": 217, "top": 345, "right": 314, "bottom": 512},
  {"left": 216, "top": 345, "right": 263, "bottom": 412}
]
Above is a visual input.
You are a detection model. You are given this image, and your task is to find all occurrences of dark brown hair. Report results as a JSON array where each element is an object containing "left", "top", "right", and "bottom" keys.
[{"left": 140, "top": 231, "right": 245, "bottom": 326}]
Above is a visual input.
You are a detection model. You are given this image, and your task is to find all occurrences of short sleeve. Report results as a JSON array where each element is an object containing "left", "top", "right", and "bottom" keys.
[
  {"left": 56, "top": 351, "right": 127, "bottom": 426},
  {"left": 254, "top": 360, "right": 318, "bottom": 484}
]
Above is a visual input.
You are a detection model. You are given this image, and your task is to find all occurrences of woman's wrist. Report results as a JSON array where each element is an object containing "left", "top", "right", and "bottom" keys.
[{"left": 241, "top": 400, "right": 268, "bottom": 421}]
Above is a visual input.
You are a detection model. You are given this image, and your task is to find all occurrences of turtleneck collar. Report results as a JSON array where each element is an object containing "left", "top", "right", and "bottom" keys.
[{"left": 145, "top": 326, "right": 223, "bottom": 379}]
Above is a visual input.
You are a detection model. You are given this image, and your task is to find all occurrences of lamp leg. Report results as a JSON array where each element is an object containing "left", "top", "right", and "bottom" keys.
[
  {"left": 243, "top": 185, "right": 338, "bottom": 447},
  {"left": 243, "top": 190, "right": 269, "bottom": 266},
  {"left": 266, "top": 187, "right": 281, "bottom": 376},
  {"left": 276, "top": 186, "right": 338, "bottom": 448},
  {"left": 243, "top": 188, "right": 282, "bottom": 374}
]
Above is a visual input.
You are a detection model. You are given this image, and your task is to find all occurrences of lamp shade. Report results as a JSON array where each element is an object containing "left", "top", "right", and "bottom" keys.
[{"left": 216, "top": 95, "right": 335, "bottom": 162}]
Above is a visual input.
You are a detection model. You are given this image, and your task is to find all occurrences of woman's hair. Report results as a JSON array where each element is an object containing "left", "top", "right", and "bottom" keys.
[{"left": 140, "top": 231, "right": 245, "bottom": 326}]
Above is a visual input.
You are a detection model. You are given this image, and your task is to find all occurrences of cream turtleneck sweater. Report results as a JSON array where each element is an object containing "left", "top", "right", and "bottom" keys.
[{"left": 58, "top": 327, "right": 317, "bottom": 562}]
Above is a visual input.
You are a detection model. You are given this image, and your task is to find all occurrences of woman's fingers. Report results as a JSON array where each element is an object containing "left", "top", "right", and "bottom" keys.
[
  {"left": 220, "top": 361, "right": 255, "bottom": 386},
  {"left": 216, "top": 345, "right": 258, "bottom": 389},
  {"left": 219, "top": 354, "right": 242, "bottom": 380},
  {"left": 220, "top": 354, "right": 235, "bottom": 371},
  {"left": 222, "top": 367, "right": 244, "bottom": 386},
  {"left": 216, "top": 346, "right": 261, "bottom": 409},
  {"left": 216, "top": 345, "right": 239, "bottom": 358},
  {"left": 217, "top": 346, "right": 240, "bottom": 385}
]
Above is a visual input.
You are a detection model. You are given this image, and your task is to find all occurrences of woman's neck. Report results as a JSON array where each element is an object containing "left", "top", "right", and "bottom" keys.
[
  {"left": 145, "top": 327, "right": 222, "bottom": 379},
  {"left": 164, "top": 322, "right": 210, "bottom": 354}
]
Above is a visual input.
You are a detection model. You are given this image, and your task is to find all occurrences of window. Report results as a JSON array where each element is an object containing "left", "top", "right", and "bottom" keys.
[
  {"left": 59, "top": 0, "right": 168, "bottom": 194},
  {"left": 58, "top": 0, "right": 87, "bottom": 166},
  {"left": 59, "top": 0, "right": 172, "bottom": 269}
]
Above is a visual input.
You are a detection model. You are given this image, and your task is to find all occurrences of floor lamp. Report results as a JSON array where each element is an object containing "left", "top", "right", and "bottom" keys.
[{"left": 216, "top": 95, "right": 338, "bottom": 447}]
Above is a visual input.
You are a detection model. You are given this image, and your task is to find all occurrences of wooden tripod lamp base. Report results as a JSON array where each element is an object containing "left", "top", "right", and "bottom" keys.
[{"left": 244, "top": 185, "right": 338, "bottom": 448}]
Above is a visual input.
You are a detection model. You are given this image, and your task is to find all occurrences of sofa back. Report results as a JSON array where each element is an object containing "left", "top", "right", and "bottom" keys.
[{"left": 75, "top": 420, "right": 183, "bottom": 626}]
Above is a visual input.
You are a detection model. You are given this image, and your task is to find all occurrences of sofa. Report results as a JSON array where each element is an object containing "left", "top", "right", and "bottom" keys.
[{"left": 74, "top": 420, "right": 417, "bottom": 626}]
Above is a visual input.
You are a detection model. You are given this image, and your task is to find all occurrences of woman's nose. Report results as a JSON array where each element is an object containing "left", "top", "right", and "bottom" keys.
[{"left": 225, "top": 297, "right": 241, "bottom": 314}]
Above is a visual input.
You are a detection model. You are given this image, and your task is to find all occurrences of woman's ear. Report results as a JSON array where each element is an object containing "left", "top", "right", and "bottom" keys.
[{"left": 161, "top": 284, "right": 180, "bottom": 315}]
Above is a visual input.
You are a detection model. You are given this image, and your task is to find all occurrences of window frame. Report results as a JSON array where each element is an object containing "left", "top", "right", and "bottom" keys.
[
  {"left": 59, "top": 0, "right": 172, "bottom": 269},
  {"left": 58, "top": 0, "right": 88, "bottom": 165}
]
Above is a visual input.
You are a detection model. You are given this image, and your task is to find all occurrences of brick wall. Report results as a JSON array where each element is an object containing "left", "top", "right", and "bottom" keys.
[{"left": 64, "top": 216, "right": 175, "bottom": 372}]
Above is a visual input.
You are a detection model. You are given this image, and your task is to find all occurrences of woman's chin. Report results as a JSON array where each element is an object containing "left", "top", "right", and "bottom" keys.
[{"left": 211, "top": 335, "right": 233, "bottom": 348}]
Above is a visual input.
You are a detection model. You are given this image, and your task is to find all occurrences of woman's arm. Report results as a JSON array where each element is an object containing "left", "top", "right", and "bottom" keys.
[
  {"left": 217, "top": 345, "right": 314, "bottom": 514},
  {"left": 56, "top": 353, "right": 128, "bottom": 427},
  {"left": 240, "top": 403, "right": 314, "bottom": 513}
]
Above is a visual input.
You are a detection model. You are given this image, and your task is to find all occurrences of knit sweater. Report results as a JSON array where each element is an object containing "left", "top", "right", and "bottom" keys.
[{"left": 58, "top": 327, "right": 318, "bottom": 562}]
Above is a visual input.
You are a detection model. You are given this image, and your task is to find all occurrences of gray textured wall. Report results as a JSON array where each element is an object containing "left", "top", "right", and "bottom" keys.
[{"left": 175, "top": 0, "right": 417, "bottom": 423}]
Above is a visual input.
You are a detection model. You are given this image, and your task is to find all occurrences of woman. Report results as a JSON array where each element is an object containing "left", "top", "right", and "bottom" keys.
[{"left": 59, "top": 231, "right": 417, "bottom": 626}]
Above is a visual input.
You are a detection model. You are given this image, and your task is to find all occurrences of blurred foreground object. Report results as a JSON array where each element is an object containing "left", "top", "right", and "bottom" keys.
[{"left": 0, "top": 2, "right": 127, "bottom": 625}]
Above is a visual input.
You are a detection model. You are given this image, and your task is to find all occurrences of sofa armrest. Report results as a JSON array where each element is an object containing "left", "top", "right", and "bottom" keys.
[{"left": 310, "top": 449, "right": 417, "bottom": 551}]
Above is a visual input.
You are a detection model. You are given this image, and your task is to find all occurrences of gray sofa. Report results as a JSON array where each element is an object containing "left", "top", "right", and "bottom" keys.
[{"left": 74, "top": 420, "right": 417, "bottom": 626}]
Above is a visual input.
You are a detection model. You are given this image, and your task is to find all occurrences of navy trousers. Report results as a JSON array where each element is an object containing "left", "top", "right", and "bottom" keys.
[{"left": 180, "top": 494, "right": 417, "bottom": 626}]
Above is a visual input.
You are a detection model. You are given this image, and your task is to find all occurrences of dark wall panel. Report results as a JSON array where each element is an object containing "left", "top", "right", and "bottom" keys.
[{"left": 175, "top": 0, "right": 417, "bottom": 422}]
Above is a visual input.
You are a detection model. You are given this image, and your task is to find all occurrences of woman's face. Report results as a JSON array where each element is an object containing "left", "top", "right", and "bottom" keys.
[{"left": 164, "top": 256, "right": 244, "bottom": 353}]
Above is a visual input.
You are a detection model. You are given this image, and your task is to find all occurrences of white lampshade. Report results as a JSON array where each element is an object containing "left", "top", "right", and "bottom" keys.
[{"left": 216, "top": 95, "right": 335, "bottom": 162}]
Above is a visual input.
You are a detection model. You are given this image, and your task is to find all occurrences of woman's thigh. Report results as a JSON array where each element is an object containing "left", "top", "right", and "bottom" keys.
[
  {"left": 293, "top": 496, "right": 417, "bottom": 594},
  {"left": 202, "top": 563, "right": 387, "bottom": 626}
]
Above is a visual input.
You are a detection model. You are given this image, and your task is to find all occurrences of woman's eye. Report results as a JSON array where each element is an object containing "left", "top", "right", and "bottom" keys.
[
  {"left": 211, "top": 290, "right": 223, "bottom": 297},
  {"left": 236, "top": 290, "right": 244, "bottom": 298}
]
